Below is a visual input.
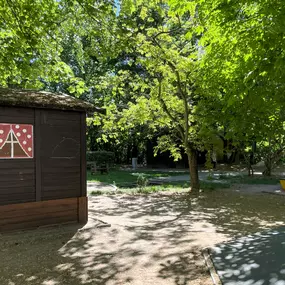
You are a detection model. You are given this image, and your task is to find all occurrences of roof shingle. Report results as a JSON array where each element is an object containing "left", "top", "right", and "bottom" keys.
[{"left": 0, "top": 88, "right": 105, "bottom": 114}]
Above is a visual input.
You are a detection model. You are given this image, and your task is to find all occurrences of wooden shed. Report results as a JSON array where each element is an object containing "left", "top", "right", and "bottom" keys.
[{"left": 0, "top": 88, "right": 103, "bottom": 232}]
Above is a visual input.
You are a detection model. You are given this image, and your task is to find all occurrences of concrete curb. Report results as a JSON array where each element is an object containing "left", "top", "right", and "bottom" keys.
[{"left": 202, "top": 247, "right": 222, "bottom": 285}]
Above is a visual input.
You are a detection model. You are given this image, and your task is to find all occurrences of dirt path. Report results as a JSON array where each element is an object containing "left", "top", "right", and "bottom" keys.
[
  {"left": 87, "top": 195, "right": 227, "bottom": 285},
  {"left": 0, "top": 195, "right": 228, "bottom": 285},
  {"left": 1, "top": 190, "right": 285, "bottom": 285}
]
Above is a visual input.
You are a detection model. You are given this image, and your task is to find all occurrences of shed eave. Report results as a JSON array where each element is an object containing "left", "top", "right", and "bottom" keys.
[{"left": 0, "top": 88, "right": 104, "bottom": 113}]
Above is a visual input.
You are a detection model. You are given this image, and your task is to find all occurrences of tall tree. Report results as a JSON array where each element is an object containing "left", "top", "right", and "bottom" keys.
[
  {"left": 93, "top": 3, "right": 219, "bottom": 192},
  {"left": 0, "top": 0, "right": 116, "bottom": 91},
  {"left": 170, "top": 0, "right": 285, "bottom": 174}
]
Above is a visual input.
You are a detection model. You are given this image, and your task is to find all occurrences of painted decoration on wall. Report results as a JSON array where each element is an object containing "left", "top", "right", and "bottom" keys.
[{"left": 0, "top": 124, "right": 33, "bottom": 158}]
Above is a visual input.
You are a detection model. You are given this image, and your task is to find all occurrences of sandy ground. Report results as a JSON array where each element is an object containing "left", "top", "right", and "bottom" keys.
[{"left": 1, "top": 187, "right": 285, "bottom": 285}]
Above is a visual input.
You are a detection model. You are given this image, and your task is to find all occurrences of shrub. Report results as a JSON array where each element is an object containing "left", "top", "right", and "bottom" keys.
[
  {"left": 86, "top": 151, "right": 115, "bottom": 165},
  {"left": 137, "top": 173, "right": 149, "bottom": 192}
]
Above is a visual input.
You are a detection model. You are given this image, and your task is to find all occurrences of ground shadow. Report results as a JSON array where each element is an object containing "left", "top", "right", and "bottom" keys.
[
  {"left": 0, "top": 190, "right": 285, "bottom": 284},
  {"left": 0, "top": 221, "right": 133, "bottom": 285},
  {"left": 211, "top": 227, "right": 285, "bottom": 284}
]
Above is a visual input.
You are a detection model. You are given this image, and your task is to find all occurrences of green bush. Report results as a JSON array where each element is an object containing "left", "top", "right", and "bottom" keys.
[
  {"left": 136, "top": 173, "right": 149, "bottom": 192},
  {"left": 86, "top": 151, "right": 115, "bottom": 165}
]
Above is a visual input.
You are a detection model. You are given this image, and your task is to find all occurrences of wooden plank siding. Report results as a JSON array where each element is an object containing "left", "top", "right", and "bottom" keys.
[
  {"left": 0, "top": 107, "right": 35, "bottom": 205},
  {"left": 40, "top": 110, "right": 81, "bottom": 200},
  {"left": 0, "top": 197, "right": 80, "bottom": 231},
  {"left": 0, "top": 106, "right": 34, "bottom": 121},
  {"left": 0, "top": 106, "right": 88, "bottom": 231}
]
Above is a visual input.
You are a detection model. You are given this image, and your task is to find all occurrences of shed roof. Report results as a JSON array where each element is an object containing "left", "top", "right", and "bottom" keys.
[{"left": 0, "top": 88, "right": 105, "bottom": 114}]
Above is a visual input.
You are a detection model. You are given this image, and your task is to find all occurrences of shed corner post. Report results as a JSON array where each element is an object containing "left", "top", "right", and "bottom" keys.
[
  {"left": 79, "top": 112, "right": 88, "bottom": 224},
  {"left": 80, "top": 112, "right": 87, "bottom": 197}
]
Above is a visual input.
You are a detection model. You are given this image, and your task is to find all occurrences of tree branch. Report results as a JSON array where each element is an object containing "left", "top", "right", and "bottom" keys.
[
  {"left": 76, "top": 0, "right": 100, "bottom": 23},
  {"left": 157, "top": 80, "right": 185, "bottom": 141},
  {"left": 152, "top": 26, "right": 183, "bottom": 40}
]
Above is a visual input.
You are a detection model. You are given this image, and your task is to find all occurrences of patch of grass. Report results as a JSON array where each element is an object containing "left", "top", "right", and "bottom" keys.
[
  {"left": 200, "top": 181, "right": 231, "bottom": 191},
  {"left": 87, "top": 170, "right": 137, "bottom": 184},
  {"left": 91, "top": 186, "right": 188, "bottom": 196},
  {"left": 90, "top": 179, "right": 231, "bottom": 196},
  {"left": 90, "top": 190, "right": 104, "bottom": 195},
  {"left": 88, "top": 168, "right": 233, "bottom": 196},
  {"left": 148, "top": 180, "right": 231, "bottom": 192},
  {"left": 87, "top": 169, "right": 188, "bottom": 185},
  {"left": 152, "top": 180, "right": 231, "bottom": 191}
]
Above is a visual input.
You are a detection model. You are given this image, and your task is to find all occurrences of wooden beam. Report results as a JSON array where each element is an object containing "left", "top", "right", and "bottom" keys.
[
  {"left": 78, "top": 197, "right": 88, "bottom": 224},
  {"left": 80, "top": 112, "right": 87, "bottom": 197}
]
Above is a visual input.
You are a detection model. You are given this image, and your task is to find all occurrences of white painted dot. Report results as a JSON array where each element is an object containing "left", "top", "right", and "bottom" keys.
[
  {"left": 23, "top": 129, "right": 27, "bottom": 133},
  {"left": 28, "top": 147, "right": 32, "bottom": 151},
  {"left": 27, "top": 135, "right": 31, "bottom": 139},
  {"left": 15, "top": 125, "right": 19, "bottom": 129},
  {"left": 23, "top": 141, "right": 27, "bottom": 145},
  {"left": 0, "top": 139, "right": 2, "bottom": 143},
  {"left": 0, "top": 130, "right": 3, "bottom": 134},
  {"left": 17, "top": 132, "right": 21, "bottom": 137}
]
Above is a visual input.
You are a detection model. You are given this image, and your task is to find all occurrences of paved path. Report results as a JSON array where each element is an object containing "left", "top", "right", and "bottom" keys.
[
  {"left": 232, "top": 183, "right": 284, "bottom": 195},
  {"left": 148, "top": 171, "right": 239, "bottom": 182},
  {"left": 210, "top": 226, "right": 285, "bottom": 284}
]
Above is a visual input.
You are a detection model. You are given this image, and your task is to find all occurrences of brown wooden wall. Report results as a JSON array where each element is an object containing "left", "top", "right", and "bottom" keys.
[
  {"left": 0, "top": 107, "right": 35, "bottom": 205},
  {"left": 0, "top": 106, "right": 86, "bottom": 206},
  {"left": 0, "top": 197, "right": 87, "bottom": 231},
  {"left": 39, "top": 109, "right": 82, "bottom": 201}
]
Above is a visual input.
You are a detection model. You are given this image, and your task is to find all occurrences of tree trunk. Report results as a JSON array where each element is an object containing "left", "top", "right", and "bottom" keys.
[
  {"left": 263, "top": 158, "right": 272, "bottom": 176},
  {"left": 187, "top": 148, "right": 200, "bottom": 193},
  {"left": 244, "top": 153, "right": 254, "bottom": 176},
  {"left": 263, "top": 168, "right": 271, "bottom": 176},
  {"left": 248, "top": 164, "right": 254, "bottom": 176}
]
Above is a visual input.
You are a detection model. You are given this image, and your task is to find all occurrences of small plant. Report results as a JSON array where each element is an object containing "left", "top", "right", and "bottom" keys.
[
  {"left": 137, "top": 173, "right": 149, "bottom": 192},
  {"left": 91, "top": 190, "right": 103, "bottom": 195}
]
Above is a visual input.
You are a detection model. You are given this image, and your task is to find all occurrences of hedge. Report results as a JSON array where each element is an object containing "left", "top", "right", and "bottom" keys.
[{"left": 86, "top": 151, "right": 115, "bottom": 165}]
